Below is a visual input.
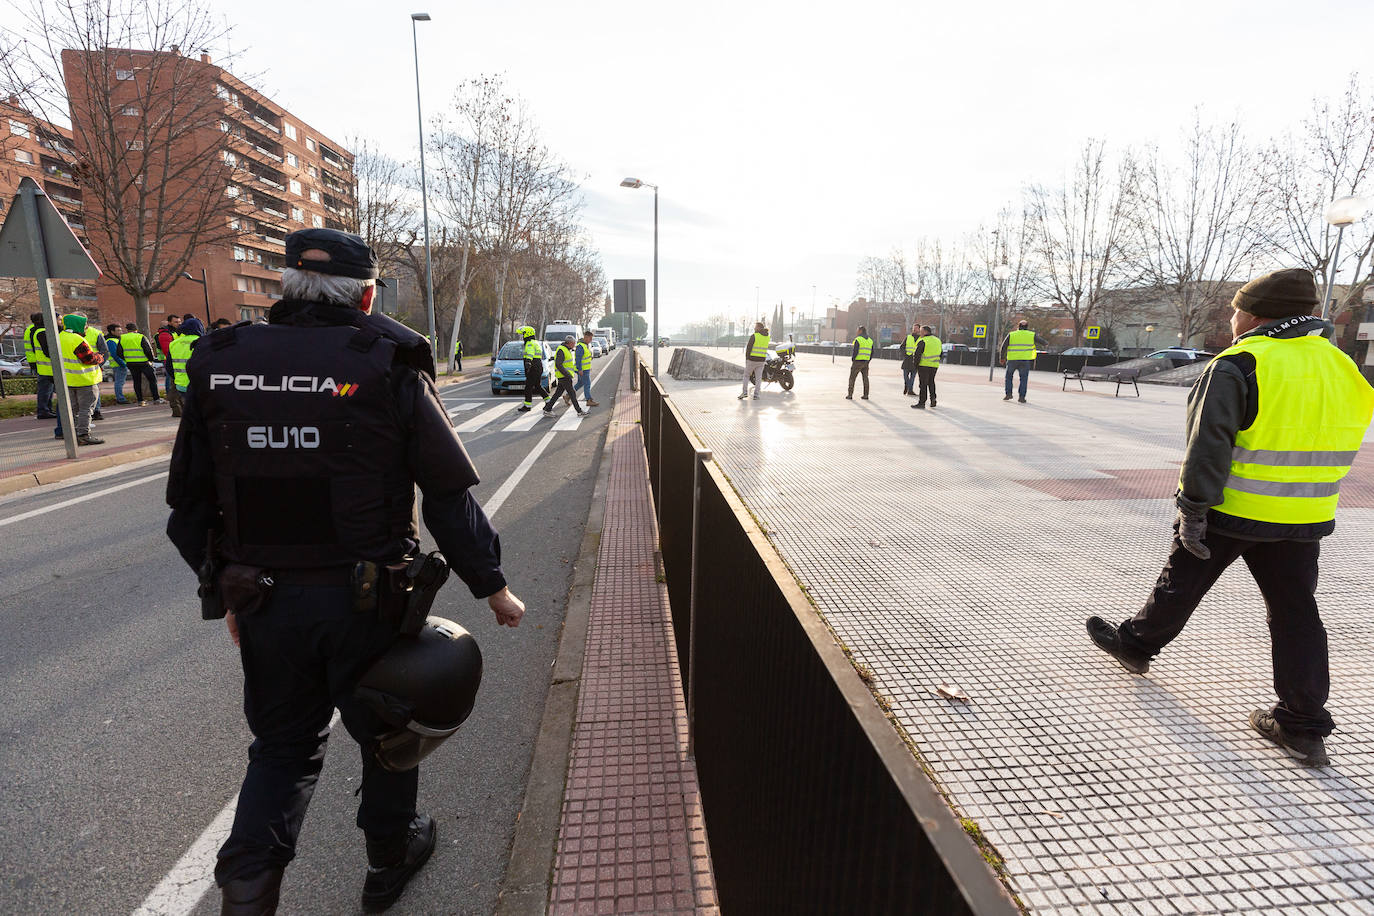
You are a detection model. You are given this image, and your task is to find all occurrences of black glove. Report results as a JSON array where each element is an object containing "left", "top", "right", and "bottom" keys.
[{"left": 1175, "top": 496, "right": 1211, "bottom": 560}]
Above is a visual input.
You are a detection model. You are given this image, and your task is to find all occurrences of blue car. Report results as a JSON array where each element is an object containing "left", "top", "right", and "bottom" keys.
[{"left": 490, "top": 340, "right": 553, "bottom": 395}]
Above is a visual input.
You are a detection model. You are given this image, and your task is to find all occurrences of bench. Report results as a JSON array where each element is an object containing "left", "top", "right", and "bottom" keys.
[{"left": 1062, "top": 365, "right": 1140, "bottom": 397}]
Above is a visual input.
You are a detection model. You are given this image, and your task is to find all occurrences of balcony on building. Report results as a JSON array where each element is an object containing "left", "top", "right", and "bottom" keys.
[
  {"left": 229, "top": 123, "right": 284, "bottom": 163},
  {"left": 317, "top": 142, "right": 349, "bottom": 174},
  {"left": 244, "top": 160, "right": 286, "bottom": 191},
  {"left": 251, "top": 190, "right": 289, "bottom": 221},
  {"left": 43, "top": 180, "right": 83, "bottom": 208}
]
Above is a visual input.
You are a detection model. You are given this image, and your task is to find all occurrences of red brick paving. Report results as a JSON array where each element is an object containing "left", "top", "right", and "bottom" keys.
[{"left": 549, "top": 358, "right": 718, "bottom": 915}]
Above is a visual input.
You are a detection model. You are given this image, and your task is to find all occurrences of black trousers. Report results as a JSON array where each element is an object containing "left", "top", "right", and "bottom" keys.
[
  {"left": 847, "top": 361, "right": 870, "bottom": 397},
  {"left": 916, "top": 366, "right": 937, "bottom": 406},
  {"left": 1119, "top": 529, "right": 1332, "bottom": 738},
  {"left": 522, "top": 359, "right": 545, "bottom": 407},
  {"left": 216, "top": 584, "right": 417, "bottom": 884},
  {"left": 128, "top": 362, "right": 158, "bottom": 402},
  {"left": 544, "top": 374, "right": 581, "bottom": 413},
  {"left": 162, "top": 358, "right": 175, "bottom": 397}
]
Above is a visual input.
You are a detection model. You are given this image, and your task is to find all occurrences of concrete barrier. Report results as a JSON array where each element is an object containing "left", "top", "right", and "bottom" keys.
[{"left": 669, "top": 348, "right": 742, "bottom": 380}]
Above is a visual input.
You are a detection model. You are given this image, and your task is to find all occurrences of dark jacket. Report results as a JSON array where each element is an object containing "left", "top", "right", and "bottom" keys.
[{"left": 1178, "top": 315, "right": 1337, "bottom": 541}]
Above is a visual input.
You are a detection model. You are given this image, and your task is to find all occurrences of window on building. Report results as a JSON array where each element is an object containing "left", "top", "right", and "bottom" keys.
[
  {"left": 306, "top": 165, "right": 317, "bottom": 179},
  {"left": 305, "top": 137, "right": 316, "bottom": 152},
  {"left": 233, "top": 246, "right": 246, "bottom": 260},
  {"left": 222, "top": 150, "right": 237, "bottom": 166},
  {"left": 120, "top": 105, "right": 141, "bottom": 116},
  {"left": 226, "top": 185, "right": 239, "bottom": 198},
  {"left": 14, "top": 149, "right": 34, "bottom": 164},
  {"left": 127, "top": 139, "right": 144, "bottom": 150},
  {"left": 311, "top": 214, "right": 323, "bottom": 228},
  {"left": 219, "top": 120, "right": 230, "bottom": 132},
  {"left": 8, "top": 119, "right": 30, "bottom": 138},
  {"left": 229, "top": 218, "right": 241, "bottom": 230},
  {"left": 290, "top": 207, "right": 303, "bottom": 222},
  {"left": 285, "top": 152, "right": 297, "bottom": 167},
  {"left": 289, "top": 179, "right": 302, "bottom": 195},
  {"left": 284, "top": 123, "right": 297, "bottom": 141},
  {"left": 308, "top": 189, "right": 320, "bottom": 204},
  {"left": 116, "top": 69, "right": 135, "bottom": 81}
]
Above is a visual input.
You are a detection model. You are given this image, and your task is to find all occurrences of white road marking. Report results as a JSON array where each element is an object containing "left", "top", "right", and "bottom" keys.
[
  {"left": 552, "top": 410, "right": 585, "bottom": 431},
  {"left": 503, "top": 410, "right": 545, "bottom": 432},
  {"left": 455, "top": 404, "right": 513, "bottom": 432},
  {"left": 446, "top": 403, "right": 482, "bottom": 417},
  {"left": 482, "top": 426, "right": 559, "bottom": 518},
  {"left": 0, "top": 471, "right": 167, "bottom": 528}
]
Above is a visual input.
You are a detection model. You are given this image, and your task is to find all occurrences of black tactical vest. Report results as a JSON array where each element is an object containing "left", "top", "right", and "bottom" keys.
[{"left": 187, "top": 313, "right": 423, "bottom": 568}]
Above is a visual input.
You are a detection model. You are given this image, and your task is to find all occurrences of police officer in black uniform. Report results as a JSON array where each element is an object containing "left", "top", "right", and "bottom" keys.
[{"left": 166, "top": 228, "right": 526, "bottom": 915}]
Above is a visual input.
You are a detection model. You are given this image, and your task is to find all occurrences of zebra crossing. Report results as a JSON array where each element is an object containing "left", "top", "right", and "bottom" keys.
[{"left": 445, "top": 400, "right": 587, "bottom": 433}]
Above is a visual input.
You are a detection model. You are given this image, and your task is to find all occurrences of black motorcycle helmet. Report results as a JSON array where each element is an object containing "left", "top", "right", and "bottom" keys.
[{"left": 354, "top": 616, "right": 483, "bottom": 772}]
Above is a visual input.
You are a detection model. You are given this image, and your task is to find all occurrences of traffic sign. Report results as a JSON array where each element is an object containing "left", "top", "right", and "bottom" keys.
[
  {"left": 973, "top": 324, "right": 987, "bottom": 339},
  {"left": 613, "top": 278, "right": 646, "bottom": 313},
  {"left": 0, "top": 177, "right": 100, "bottom": 279},
  {"left": 1085, "top": 326, "right": 1101, "bottom": 340}
]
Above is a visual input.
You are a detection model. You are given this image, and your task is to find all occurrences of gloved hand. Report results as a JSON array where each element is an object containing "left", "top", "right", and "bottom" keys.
[{"left": 1175, "top": 497, "right": 1211, "bottom": 560}]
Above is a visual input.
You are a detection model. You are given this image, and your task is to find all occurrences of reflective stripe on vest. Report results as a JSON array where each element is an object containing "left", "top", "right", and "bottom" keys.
[
  {"left": 576, "top": 341, "right": 591, "bottom": 371},
  {"left": 749, "top": 332, "right": 769, "bottom": 360},
  {"left": 853, "top": 336, "right": 873, "bottom": 361},
  {"left": 904, "top": 334, "right": 917, "bottom": 357},
  {"left": 59, "top": 330, "right": 101, "bottom": 387},
  {"left": 1007, "top": 329, "right": 1036, "bottom": 361},
  {"left": 169, "top": 334, "right": 197, "bottom": 389},
  {"left": 1210, "top": 334, "right": 1374, "bottom": 528},
  {"left": 24, "top": 325, "right": 40, "bottom": 363},
  {"left": 120, "top": 332, "right": 150, "bottom": 363},
  {"left": 919, "top": 335, "right": 942, "bottom": 368},
  {"left": 554, "top": 345, "right": 575, "bottom": 379},
  {"left": 29, "top": 326, "right": 52, "bottom": 375},
  {"left": 523, "top": 338, "right": 542, "bottom": 360}
]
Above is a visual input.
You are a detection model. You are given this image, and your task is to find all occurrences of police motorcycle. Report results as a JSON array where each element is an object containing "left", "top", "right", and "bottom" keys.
[{"left": 760, "top": 342, "right": 796, "bottom": 390}]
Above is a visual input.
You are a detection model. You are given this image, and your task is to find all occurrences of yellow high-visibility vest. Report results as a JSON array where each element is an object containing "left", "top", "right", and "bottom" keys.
[
  {"left": 120, "top": 332, "right": 151, "bottom": 364},
  {"left": 29, "top": 325, "right": 52, "bottom": 376},
  {"left": 748, "top": 332, "right": 770, "bottom": 360},
  {"left": 554, "top": 344, "right": 575, "bottom": 379},
  {"left": 169, "top": 334, "right": 198, "bottom": 390},
  {"left": 904, "top": 334, "right": 917, "bottom": 357},
  {"left": 59, "top": 330, "right": 101, "bottom": 387},
  {"left": 853, "top": 336, "right": 873, "bottom": 361},
  {"left": 576, "top": 341, "right": 592, "bottom": 371},
  {"left": 1006, "top": 329, "right": 1037, "bottom": 361},
  {"left": 523, "top": 338, "right": 543, "bottom": 360},
  {"left": 919, "top": 335, "right": 942, "bottom": 368},
  {"left": 24, "top": 324, "right": 40, "bottom": 363},
  {"left": 1209, "top": 334, "right": 1374, "bottom": 529}
]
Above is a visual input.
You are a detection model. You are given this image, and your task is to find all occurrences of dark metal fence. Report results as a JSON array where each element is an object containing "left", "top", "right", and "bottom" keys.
[{"left": 638, "top": 359, "right": 1018, "bottom": 915}]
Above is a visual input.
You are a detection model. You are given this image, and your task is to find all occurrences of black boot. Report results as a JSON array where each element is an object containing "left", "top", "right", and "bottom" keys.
[
  {"left": 362, "top": 814, "right": 436, "bottom": 913},
  {"left": 220, "top": 868, "right": 283, "bottom": 916}
]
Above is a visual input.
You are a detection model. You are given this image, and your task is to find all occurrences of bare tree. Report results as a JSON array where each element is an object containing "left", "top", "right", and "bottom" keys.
[
  {"left": 1025, "top": 139, "right": 1134, "bottom": 346},
  {"left": 348, "top": 136, "right": 416, "bottom": 279},
  {"left": 1128, "top": 115, "right": 1272, "bottom": 345},
  {"left": 1262, "top": 74, "right": 1374, "bottom": 318},
  {"left": 6, "top": 0, "right": 245, "bottom": 332}
]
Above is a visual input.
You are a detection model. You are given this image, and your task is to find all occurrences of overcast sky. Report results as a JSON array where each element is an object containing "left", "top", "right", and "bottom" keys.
[{"left": 75, "top": 0, "right": 1374, "bottom": 331}]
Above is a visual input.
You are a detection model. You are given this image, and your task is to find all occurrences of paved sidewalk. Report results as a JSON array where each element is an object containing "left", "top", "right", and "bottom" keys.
[
  {"left": 0, "top": 400, "right": 179, "bottom": 478},
  {"left": 549, "top": 357, "right": 718, "bottom": 915},
  {"left": 660, "top": 351, "right": 1374, "bottom": 915}
]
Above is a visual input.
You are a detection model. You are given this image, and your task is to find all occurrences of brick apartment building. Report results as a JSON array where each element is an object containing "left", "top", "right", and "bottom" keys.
[
  {"left": 0, "top": 97, "right": 99, "bottom": 356},
  {"left": 58, "top": 48, "right": 356, "bottom": 328}
]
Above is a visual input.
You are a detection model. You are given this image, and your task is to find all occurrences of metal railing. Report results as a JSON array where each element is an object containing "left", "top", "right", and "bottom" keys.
[{"left": 637, "top": 357, "right": 1019, "bottom": 915}]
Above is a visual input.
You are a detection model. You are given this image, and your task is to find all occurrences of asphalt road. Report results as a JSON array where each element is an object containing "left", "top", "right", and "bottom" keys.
[{"left": 0, "top": 348, "right": 625, "bottom": 916}]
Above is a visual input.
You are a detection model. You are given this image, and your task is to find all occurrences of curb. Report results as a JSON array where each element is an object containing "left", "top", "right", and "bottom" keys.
[
  {"left": 493, "top": 364, "right": 619, "bottom": 916},
  {"left": 0, "top": 441, "right": 174, "bottom": 497}
]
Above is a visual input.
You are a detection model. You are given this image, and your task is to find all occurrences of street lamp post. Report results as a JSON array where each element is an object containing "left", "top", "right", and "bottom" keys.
[
  {"left": 181, "top": 269, "right": 212, "bottom": 326},
  {"left": 620, "top": 177, "right": 659, "bottom": 375},
  {"left": 789, "top": 305, "right": 795, "bottom": 342},
  {"left": 1145, "top": 324, "right": 1155, "bottom": 351},
  {"left": 1320, "top": 196, "right": 1370, "bottom": 320},
  {"left": 411, "top": 12, "right": 437, "bottom": 359},
  {"left": 989, "top": 263, "right": 1011, "bottom": 381}
]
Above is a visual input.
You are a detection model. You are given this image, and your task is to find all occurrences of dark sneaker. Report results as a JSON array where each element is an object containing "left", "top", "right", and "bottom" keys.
[
  {"left": 77, "top": 435, "right": 105, "bottom": 446},
  {"left": 1086, "top": 616, "right": 1150, "bottom": 674},
  {"left": 1002, "top": 395, "right": 1012, "bottom": 401},
  {"left": 911, "top": 403, "right": 925, "bottom": 409},
  {"left": 516, "top": 405, "right": 531, "bottom": 412},
  {"left": 1017, "top": 397, "right": 1027, "bottom": 403},
  {"left": 845, "top": 394, "right": 853, "bottom": 400},
  {"left": 860, "top": 395, "right": 869, "bottom": 400},
  {"left": 220, "top": 868, "right": 283, "bottom": 916},
  {"left": 91, "top": 411, "right": 104, "bottom": 421},
  {"left": 362, "top": 815, "right": 437, "bottom": 913},
  {"left": 738, "top": 393, "right": 747, "bottom": 400},
  {"left": 1249, "top": 710, "right": 1329, "bottom": 767}
]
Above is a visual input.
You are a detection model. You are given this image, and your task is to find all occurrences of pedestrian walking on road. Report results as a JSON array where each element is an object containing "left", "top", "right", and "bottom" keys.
[
  {"left": 740, "top": 321, "right": 769, "bottom": 400},
  {"left": 577, "top": 330, "right": 599, "bottom": 407},
  {"left": 25, "top": 312, "right": 56, "bottom": 419},
  {"left": 516, "top": 325, "right": 546, "bottom": 413},
  {"left": 105, "top": 323, "right": 129, "bottom": 403},
  {"left": 911, "top": 325, "right": 941, "bottom": 409},
  {"left": 1001, "top": 320, "right": 1036, "bottom": 403},
  {"left": 453, "top": 338, "right": 463, "bottom": 371},
  {"left": 1087, "top": 268, "right": 1374, "bottom": 768},
  {"left": 37, "top": 313, "right": 105, "bottom": 445},
  {"left": 846, "top": 325, "right": 873, "bottom": 400},
  {"left": 544, "top": 335, "right": 585, "bottom": 418},
  {"left": 900, "top": 325, "right": 919, "bottom": 396},
  {"left": 120, "top": 323, "right": 162, "bottom": 406},
  {"left": 166, "top": 228, "right": 526, "bottom": 915}
]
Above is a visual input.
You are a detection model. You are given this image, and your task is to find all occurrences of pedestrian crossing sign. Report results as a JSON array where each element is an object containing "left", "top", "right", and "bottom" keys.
[
  {"left": 1086, "top": 326, "right": 1101, "bottom": 340},
  {"left": 973, "top": 324, "right": 987, "bottom": 338}
]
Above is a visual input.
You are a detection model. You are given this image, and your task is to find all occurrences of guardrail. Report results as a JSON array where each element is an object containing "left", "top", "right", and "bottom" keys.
[{"left": 636, "top": 356, "right": 1019, "bottom": 915}]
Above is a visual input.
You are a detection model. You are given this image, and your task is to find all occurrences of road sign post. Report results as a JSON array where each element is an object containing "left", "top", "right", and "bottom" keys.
[{"left": 1086, "top": 326, "right": 1101, "bottom": 341}]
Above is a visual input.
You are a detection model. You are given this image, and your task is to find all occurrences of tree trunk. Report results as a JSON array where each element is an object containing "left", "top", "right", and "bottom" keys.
[
  {"left": 134, "top": 292, "right": 151, "bottom": 337},
  {"left": 447, "top": 286, "right": 468, "bottom": 374},
  {"left": 489, "top": 261, "right": 509, "bottom": 360}
]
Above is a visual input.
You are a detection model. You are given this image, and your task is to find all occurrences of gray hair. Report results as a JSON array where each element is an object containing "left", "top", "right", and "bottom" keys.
[{"left": 281, "top": 267, "right": 374, "bottom": 306}]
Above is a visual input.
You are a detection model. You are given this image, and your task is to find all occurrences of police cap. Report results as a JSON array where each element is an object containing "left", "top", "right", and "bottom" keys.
[{"left": 285, "top": 228, "right": 385, "bottom": 283}]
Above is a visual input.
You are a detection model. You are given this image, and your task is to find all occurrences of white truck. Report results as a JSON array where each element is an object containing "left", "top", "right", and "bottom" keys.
[
  {"left": 543, "top": 319, "right": 582, "bottom": 348},
  {"left": 592, "top": 327, "right": 616, "bottom": 351}
]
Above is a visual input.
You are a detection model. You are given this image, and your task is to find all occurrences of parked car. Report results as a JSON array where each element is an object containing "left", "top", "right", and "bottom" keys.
[
  {"left": 1061, "top": 347, "right": 1116, "bottom": 358},
  {"left": 1, "top": 357, "right": 31, "bottom": 378},
  {"left": 490, "top": 340, "right": 553, "bottom": 395},
  {"left": 1145, "top": 348, "right": 1216, "bottom": 363},
  {"left": 590, "top": 339, "right": 605, "bottom": 357}
]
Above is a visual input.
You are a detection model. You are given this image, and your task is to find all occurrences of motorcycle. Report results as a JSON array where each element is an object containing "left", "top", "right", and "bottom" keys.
[{"left": 760, "top": 345, "right": 796, "bottom": 390}]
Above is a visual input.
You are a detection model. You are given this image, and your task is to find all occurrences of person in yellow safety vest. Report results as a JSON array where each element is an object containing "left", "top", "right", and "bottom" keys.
[
  {"left": 1000, "top": 320, "right": 1038, "bottom": 403},
  {"left": 739, "top": 321, "right": 770, "bottom": 400},
  {"left": 25, "top": 312, "right": 57, "bottom": 419},
  {"left": 543, "top": 334, "right": 585, "bottom": 418},
  {"left": 80, "top": 319, "right": 109, "bottom": 422},
  {"left": 1088, "top": 269, "right": 1374, "bottom": 768},
  {"left": 846, "top": 325, "right": 874, "bottom": 400},
  {"left": 576, "top": 330, "right": 599, "bottom": 408},
  {"left": 910, "top": 325, "right": 942, "bottom": 410},
  {"left": 168, "top": 317, "right": 205, "bottom": 418},
  {"left": 119, "top": 322, "right": 163, "bottom": 407},
  {"left": 37, "top": 313, "right": 106, "bottom": 445},
  {"left": 901, "top": 324, "right": 920, "bottom": 396},
  {"left": 517, "top": 325, "right": 546, "bottom": 412},
  {"left": 453, "top": 337, "right": 463, "bottom": 371}
]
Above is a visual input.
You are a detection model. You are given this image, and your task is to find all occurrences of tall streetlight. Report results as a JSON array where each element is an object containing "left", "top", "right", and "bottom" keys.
[
  {"left": 181, "top": 270, "right": 212, "bottom": 325},
  {"left": 1320, "top": 196, "right": 1369, "bottom": 320},
  {"left": 989, "top": 263, "right": 1011, "bottom": 381},
  {"left": 789, "top": 305, "right": 796, "bottom": 342},
  {"left": 411, "top": 12, "right": 437, "bottom": 358},
  {"left": 620, "top": 177, "right": 659, "bottom": 375}
]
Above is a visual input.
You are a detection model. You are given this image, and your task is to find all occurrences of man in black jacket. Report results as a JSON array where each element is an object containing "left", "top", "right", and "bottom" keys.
[{"left": 166, "top": 229, "right": 525, "bottom": 914}]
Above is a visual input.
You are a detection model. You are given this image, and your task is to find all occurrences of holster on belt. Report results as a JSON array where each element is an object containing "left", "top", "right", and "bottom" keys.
[
  {"left": 389, "top": 551, "right": 450, "bottom": 636},
  {"left": 219, "top": 564, "right": 274, "bottom": 618},
  {"left": 197, "top": 530, "right": 224, "bottom": 620}
]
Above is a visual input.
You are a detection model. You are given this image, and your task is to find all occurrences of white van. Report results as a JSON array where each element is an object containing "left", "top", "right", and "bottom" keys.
[
  {"left": 543, "top": 319, "right": 582, "bottom": 348},
  {"left": 592, "top": 327, "right": 616, "bottom": 350}
]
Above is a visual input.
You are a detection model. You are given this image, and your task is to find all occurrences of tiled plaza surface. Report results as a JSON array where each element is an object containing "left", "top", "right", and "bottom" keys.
[
  {"left": 659, "top": 349, "right": 1374, "bottom": 915},
  {"left": 550, "top": 356, "right": 718, "bottom": 915}
]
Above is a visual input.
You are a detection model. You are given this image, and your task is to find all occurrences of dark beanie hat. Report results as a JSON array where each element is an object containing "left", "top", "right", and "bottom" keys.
[{"left": 1231, "top": 268, "right": 1319, "bottom": 319}]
